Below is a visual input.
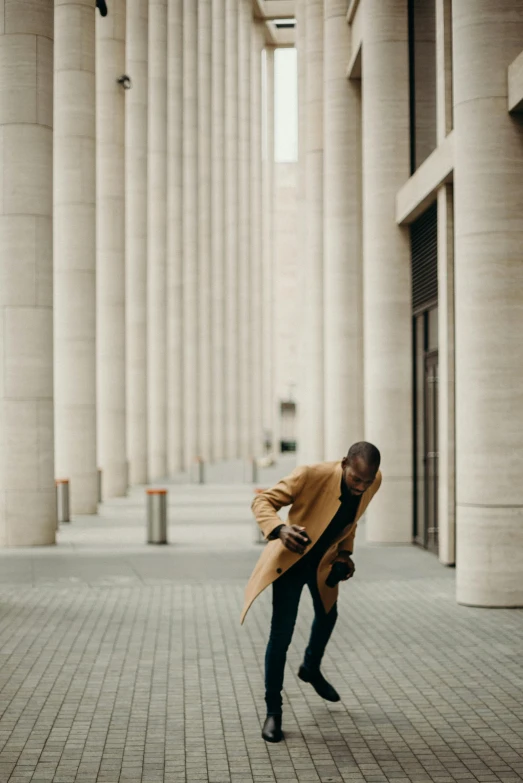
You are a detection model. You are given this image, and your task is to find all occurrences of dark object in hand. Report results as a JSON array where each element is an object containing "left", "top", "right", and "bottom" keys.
[
  {"left": 278, "top": 525, "right": 311, "bottom": 555},
  {"left": 97, "top": 0, "right": 108, "bottom": 16},
  {"left": 326, "top": 560, "right": 351, "bottom": 587}
]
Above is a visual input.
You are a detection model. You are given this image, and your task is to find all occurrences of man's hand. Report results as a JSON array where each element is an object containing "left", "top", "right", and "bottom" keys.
[
  {"left": 336, "top": 551, "right": 355, "bottom": 580},
  {"left": 278, "top": 525, "right": 311, "bottom": 555}
]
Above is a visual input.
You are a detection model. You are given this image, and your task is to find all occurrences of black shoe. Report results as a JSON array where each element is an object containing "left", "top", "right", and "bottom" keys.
[
  {"left": 262, "top": 714, "right": 283, "bottom": 743},
  {"left": 298, "top": 665, "right": 340, "bottom": 702}
]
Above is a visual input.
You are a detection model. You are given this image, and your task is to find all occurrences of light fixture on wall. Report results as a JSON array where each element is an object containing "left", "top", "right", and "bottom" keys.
[
  {"left": 96, "top": 0, "right": 108, "bottom": 16},
  {"left": 117, "top": 75, "right": 132, "bottom": 90}
]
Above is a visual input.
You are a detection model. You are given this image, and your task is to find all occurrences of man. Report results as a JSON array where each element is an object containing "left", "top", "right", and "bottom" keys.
[{"left": 241, "top": 442, "right": 382, "bottom": 743}]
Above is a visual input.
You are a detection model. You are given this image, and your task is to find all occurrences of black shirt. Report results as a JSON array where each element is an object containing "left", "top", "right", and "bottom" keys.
[{"left": 274, "top": 477, "right": 361, "bottom": 577}]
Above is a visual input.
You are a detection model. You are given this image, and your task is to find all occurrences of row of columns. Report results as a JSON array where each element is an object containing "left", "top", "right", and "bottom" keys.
[
  {"left": 0, "top": 0, "right": 274, "bottom": 543},
  {"left": 295, "top": 0, "right": 413, "bottom": 541},
  {"left": 296, "top": 0, "right": 368, "bottom": 467},
  {"left": 295, "top": 0, "right": 523, "bottom": 606}
]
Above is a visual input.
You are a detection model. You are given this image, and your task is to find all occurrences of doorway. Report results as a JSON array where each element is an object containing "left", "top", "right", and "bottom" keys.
[{"left": 413, "top": 308, "right": 439, "bottom": 553}]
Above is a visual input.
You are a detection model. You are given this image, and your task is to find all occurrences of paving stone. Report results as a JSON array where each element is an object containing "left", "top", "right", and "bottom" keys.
[{"left": 0, "top": 478, "right": 520, "bottom": 783}]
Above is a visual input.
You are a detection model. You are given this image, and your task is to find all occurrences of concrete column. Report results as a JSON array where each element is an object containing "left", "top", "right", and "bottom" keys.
[
  {"left": 166, "top": 0, "right": 184, "bottom": 476},
  {"left": 453, "top": 1, "right": 523, "bottom": 606},
  {"left": 436, "top": 0, "right": 455, "bottom": 565},
  {"left": 96, "top": 0, "right": 127, "bottom": 498},
  {"left": 211, "top": 0, "right": 226, "bottom": 462},
  {"left": 182, "top": 0, "right": 198, "bottom": 469},
  {"left": 262, "top": 46, "right": 276, "bottom": 453},
  {"left": 238, "top": 0, "right": 252, "bottom": 458},
  {"left": 323, "top": 0, "right": 363, "bottom": 460},
  {"left": 250, "top": 23, "right": 264, "bottom": 459},
  {"left": 0, "top": 0, "right": 55, "bottom": 546},
  {"left": 298, "top": 0, "right": 324, "bottom": 465},
  {"left": 126, "top": 0, "right": 148, "bottom": 486},
  {"left": 362, "top": 0, "right": 412, "bottom": 541},
  {"left": 198, "top": 0, "right": 212, "bottom": 462},
  {"left": 294, "top": 0, "right": 306, "bottom": 460},
  {"left": 437, "top": 184, "right": 455, "bottom": 566},
  {"left": 147, "top": 0, "right": 168, "bottom": 481},
  {"left": 224, "top": 0, "right": 240, "bottom": 459},
  {"left": 54, "top": 0, "right": 97, "bottom": 514}
]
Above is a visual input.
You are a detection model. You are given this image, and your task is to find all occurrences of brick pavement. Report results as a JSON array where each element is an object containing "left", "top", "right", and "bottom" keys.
[{"left": 0, "top": 473, "right": 522, "bottom": 783}]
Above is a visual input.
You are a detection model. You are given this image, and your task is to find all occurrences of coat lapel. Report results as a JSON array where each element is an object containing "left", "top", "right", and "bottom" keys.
[{"left": 317, "top": 461, "right": 343, "bottom": 533}]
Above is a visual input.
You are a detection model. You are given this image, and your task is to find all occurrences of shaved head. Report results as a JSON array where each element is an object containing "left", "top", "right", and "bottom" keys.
[
  {"left": 341, "top": 442, "right": 380, "bottom": 496},
  {"left": 346, "top": 441, "right": 381, "bottom": 472}
]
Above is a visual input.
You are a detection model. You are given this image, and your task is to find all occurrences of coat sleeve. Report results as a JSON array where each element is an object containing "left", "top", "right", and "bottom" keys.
[
  {"left": 336, "top": 471, "right": 383, "bottom": 555},
  {"left": 251, "top": 465, "right": 308, "bottom": 540}
]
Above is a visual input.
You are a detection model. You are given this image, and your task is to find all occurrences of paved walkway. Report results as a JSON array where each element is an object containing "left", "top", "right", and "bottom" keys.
[{"left": 0, "top": 460, "right": 522, "bottom": 783}]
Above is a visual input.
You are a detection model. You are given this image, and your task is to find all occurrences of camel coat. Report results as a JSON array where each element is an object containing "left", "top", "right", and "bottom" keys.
[{"left": 240, "top": 461, "right": 382, "bottom": 625}]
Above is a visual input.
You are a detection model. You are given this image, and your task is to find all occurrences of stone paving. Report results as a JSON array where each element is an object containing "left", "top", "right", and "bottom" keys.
[{"left": 0, "top": 460, "right": 522, "bottom": 782}]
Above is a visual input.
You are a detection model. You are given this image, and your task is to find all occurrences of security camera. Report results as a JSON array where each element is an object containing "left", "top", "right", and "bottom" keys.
[{"left": 96, "top": 0, "right": 108, "bottom": 16}]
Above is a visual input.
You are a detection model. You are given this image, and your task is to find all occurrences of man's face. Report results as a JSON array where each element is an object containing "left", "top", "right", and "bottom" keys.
[{"left": 342, "top": 456, "right": 377, "bottom": 496}]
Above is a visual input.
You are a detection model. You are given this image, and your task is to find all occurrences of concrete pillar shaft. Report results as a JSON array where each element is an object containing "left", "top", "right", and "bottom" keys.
[
  {"left": 182, "top": 0, "right": 199, "bottom": 469},
  {"left": 211, "top": 0, "right": 226, "bottom": 462},
  {"left": 54, "top": 0, "right": 97, "bottom": 514},
  {"left": 166, "top": 0, "right": 184, "bottom": 475},
  {"left": 198, "top": 0, "right": 212, "bottom": 462},
  {"left": 126, "top": 0, "right": 148, "bottom": 486},
  {"left": 0, "top": 0, "right": 56, "bottom": 545},
  {"left": 323, "top": 0, "right": 363, "bottom": 460},
  {"left": 299, "top": 0, "right": 325, "bottom": 464},
  {"left": 238, "top": 0, "right": 252, "bottom": 459},
  {"left": 362, "top": 0, "right": 412, "bottom": 541},
  {"left": 250, "top": 23, "right": 264, "bottom": 459},
  {"left": 437, "top": 184, "right": 455, "bottom": 566},
  {"left": 96, "top": 0, "right": 127, "bottom": 498},
  {"left": 147, "top": 0, "right": 168, "bottom": 481},
  {"left": 262, "top": 46, "right": 276, "bottom": 452},
  {"left": 224, "top": 0, "right": 240, "bottom": 459},
  {"left": 453, "top": 0, "right": 523, "bottom": 606},
  {"left": 294, "top": 0, "right": 306, "bottom": 460}
]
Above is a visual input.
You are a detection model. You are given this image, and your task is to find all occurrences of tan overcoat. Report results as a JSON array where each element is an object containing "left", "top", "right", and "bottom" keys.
[{"left": 241, "top": 461, "right": 382, "bottom": 624}]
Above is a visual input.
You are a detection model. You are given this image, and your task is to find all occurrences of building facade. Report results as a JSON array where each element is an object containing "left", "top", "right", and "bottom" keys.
[
  {"left": 0, "top": 0, "right": 522, "bottom": 608},
  {"left": 294, "top": 0, "right": 523, "bottom": 608},
  {"left": 0, "top": 0, "right": 286, "bottom": 539}
]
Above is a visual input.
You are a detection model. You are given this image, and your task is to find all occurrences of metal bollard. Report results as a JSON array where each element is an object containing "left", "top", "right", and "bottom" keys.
[
  {"left": 56, "top": 479, "right": 70, "bottom": 525},
  {"left": 97, "top": 468, "right": 102, "bottom": 503},
  {"left": 147, "top": 489, "right": 168, "bottom": 544},
  {"left": 195, "top": 457, "right": 205, "bottom": 485},
  {"left": 253, "top": 488, "right": 267, "bottom": 544},
  {"left": 246, "top": 457, "right": 258, "bottom": 484}
]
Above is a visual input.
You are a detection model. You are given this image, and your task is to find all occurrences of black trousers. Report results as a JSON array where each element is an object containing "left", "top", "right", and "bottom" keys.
[{"left": 264, "top": 565, "right": 338, "bottom": 715}]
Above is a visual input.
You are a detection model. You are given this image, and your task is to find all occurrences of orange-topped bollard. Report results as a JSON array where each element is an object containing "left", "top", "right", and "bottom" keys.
[
  {"left": 245, "top": 457, "right": 258, "bottom": 484},
  {"left": 55, "top": 479, "right": 70, "bottom": 525},
  {"left": 146, "top": 488, "right": 168, "bottom": 544},
  {"left": 195, "top": 456, "right": 205, "bottom": 485}
]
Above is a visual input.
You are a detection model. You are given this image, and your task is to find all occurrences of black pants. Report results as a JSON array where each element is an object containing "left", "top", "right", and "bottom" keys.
[{"left": 264, "top": 566, "right": 338, "bottom": 715}]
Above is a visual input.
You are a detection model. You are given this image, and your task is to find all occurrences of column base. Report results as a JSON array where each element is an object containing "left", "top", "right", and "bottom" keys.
[
  {"left": 457, "top": 505, "right": 523, "bottom": 607},
  {"left": 0, "top": 490, "right": 56, "bottom": 547}
]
